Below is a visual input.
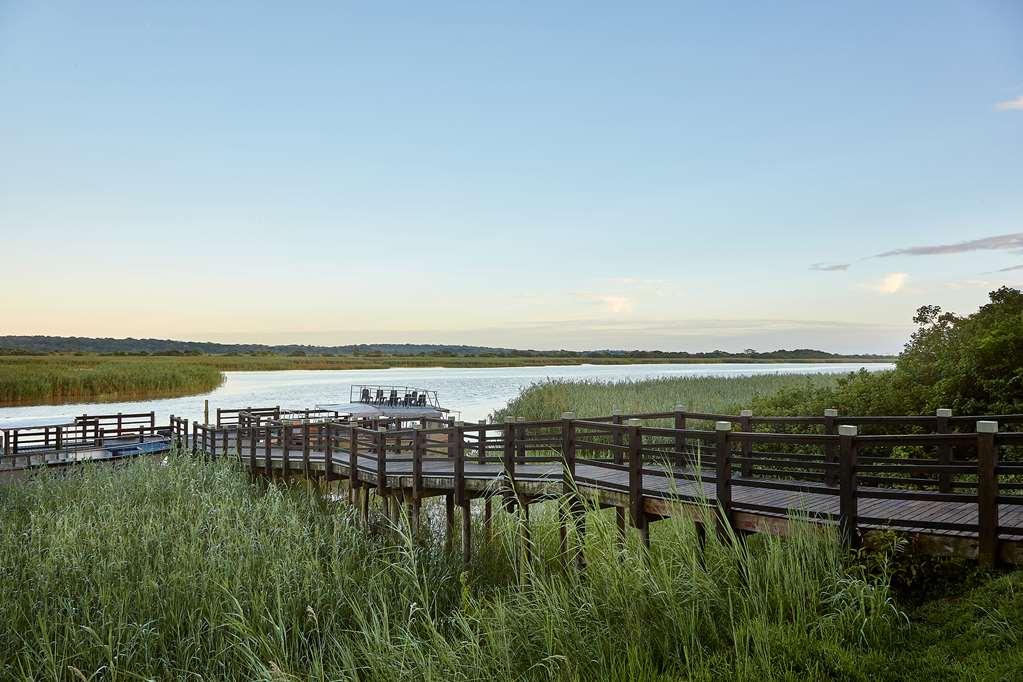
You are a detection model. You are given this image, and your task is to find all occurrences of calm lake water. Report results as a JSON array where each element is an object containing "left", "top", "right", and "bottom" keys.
[{"left": 0, "top": 362, "right": 892, "bottom": 426}]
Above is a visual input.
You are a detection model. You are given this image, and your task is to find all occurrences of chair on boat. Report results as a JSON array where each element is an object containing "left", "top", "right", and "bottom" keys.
[
  {"left": 361, "top": 388, "right": 371, "bottom": 403},
  {"left": 375, "top": 389, "right": 385, "bottom": 404},
  {"left": 416, "top": 393, "right": 427, "bottom": 407},
  {"left": 388, "top": 390, "right": 398, "bottom": 406}
]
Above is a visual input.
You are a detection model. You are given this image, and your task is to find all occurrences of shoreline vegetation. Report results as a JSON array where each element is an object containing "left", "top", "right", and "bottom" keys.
[
  {"left": 3, "top": 290, "right": 1022, "bottom": 678},
  {"left": 2, "top": 451, "right": 1019, "bottom": 679},
  {"left": 0, "top": 352, "right": 891, "bottom": 408}
]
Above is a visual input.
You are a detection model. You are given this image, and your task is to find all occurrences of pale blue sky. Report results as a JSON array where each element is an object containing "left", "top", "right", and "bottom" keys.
[{"left": 1, "top": 2, "right": 1021, "bottom": 353}]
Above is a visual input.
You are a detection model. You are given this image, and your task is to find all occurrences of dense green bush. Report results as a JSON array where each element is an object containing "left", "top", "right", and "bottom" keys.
[{"left": 754, "top": 287, "right": 1023, "bottom": 417}]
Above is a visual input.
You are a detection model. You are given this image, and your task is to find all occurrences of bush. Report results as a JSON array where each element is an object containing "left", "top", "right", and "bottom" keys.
[{"left": 754, "top": 287, "right": 1023, "bottom": 417}]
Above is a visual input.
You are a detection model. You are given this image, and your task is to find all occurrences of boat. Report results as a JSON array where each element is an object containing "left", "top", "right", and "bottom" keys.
[{"left": 316, "top": 384, "right": 451, "bottom": 420}]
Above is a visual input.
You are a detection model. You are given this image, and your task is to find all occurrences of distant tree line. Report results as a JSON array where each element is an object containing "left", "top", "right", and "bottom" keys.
[{"left": 0, "top": 335, "right": 892, "bottom": 361}]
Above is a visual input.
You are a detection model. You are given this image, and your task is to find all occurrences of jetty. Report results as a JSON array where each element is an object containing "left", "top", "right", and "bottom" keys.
[{"left": 4, "top": 405, "right": 1023, "bottom": 565}]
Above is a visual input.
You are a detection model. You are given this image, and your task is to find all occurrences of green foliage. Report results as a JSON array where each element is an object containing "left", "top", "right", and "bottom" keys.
[
  {"left": 853, "top": 531, "right": 988, "bottom": 604},
  {"left": 493, "top": 373, "right": 844, "bottom": 421},
  {"left": 0, "top": 456, "right": 919, "bottom": 680},
  {"left": 754, "top": 287, "right": 1023, "bottom": 416},
  {"left": 1, "top": 457, "right": 1022, "bottom": 679},
  {"left": 0, "top": 356, "right": 223, "bottom": 406}
]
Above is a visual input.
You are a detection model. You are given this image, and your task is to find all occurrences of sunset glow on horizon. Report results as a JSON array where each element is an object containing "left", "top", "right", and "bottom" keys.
[{"left": 2, "top": 2, "right": 1021, "bottom": 353}]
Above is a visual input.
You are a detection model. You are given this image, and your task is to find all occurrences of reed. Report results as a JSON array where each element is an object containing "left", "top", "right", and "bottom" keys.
[
  {"left": 0, "top": 356, "right": 224, "bottom": 406},
  {"left": 492, "top": 373, "right": 845, "bottom": 421},
  {"left": 3, "top": 455, "right": 1013, "bottom": 680}
]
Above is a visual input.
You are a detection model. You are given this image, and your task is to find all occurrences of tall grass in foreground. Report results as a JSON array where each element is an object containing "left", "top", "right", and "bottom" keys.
[
  {"left": 0, "top": 455, "right": 915, "bottom": 681},
  {"left": 493, "top": 373, "right": 845, "bottom": 421},
  {"left": 0, "top": 356, "right": 224, "bottom": 406}
]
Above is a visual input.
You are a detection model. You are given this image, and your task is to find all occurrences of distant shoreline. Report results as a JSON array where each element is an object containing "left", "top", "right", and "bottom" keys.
[{"left": 0, "top": 354, "right": 893, "bottom": 409}]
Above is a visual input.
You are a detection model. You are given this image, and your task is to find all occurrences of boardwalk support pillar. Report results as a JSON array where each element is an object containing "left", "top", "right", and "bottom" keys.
[
  {"left": 838, "top": 425, "right": 858, "bottom": 548},
  {"left": 411, "top": 426, "right": 424, "bottom": 532},
  {"left": 611, "top": 408, "right": 626, "bottom": 538},
  {"left": 502, "top": 417, "right": 517, "bottom": 512},
  {"left": 977, "top": 420, "right": 999, "bottom": 566},
  {"left": 626, "top": 419, "right": 647, "bottom": 545},
  {"left": 453, "top": 422, "right": 471, "bottom": 564}
]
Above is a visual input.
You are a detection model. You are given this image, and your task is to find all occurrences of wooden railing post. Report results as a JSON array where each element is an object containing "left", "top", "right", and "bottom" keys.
[
  {"left": 673, "top": 405, "right": 686, "bottom": 468},
  {"left": 376, "top": 427, "right": 388, "bottom": 494},
  {"left": 451, "top": 423, "right": 472, "bottom": 564},
  {"left": 715, "top": 421, "right": 733, "bottom": 538},
  {"left": 838, "top": 425, "right": 858, "bottom": 548},
  {"left": 454, "top": 422, "right": 466, "bottom": 506},
  {"left": 350, "top": 426, "right": 361, "bottom": 492},
  {"left": 412, "top": 425, "right": 424, "bottom": 505},
  {"left": 561, "top": 412, "right": 576, "bottom": 493},
  {"left": 627, "top": 419, "right": 645, "bottom": 537},
  {"left": 739, "top": 409, "right": 753, "bottom": 477},
  {"left": 823, "top": 409, "right": 838, "bottom": 486},
  {"left": 302, "top": 421, "right": 311, "bottom": 478},
  {"left": 249, "top": 423, "right": 257, "bottom": 473},
  {"left": 560, "top": 412, "right": 578, "bottom": 562},
  {"left": 281, "top": 423, "right": 290, "bottom": 474},
  {"left": 514, "top": 416, "right": 526, "bottom": 464},
  {"left": 977, "top": 420, "right": 999, "bottom": 566},
  {"left": 191, "top": 422, "right": 198, "bottom": 456},
  {"left": 477, "top": 419, "right": 487, "bottom": 464},
  {"left": 323, "top": 422, "right": 334, "bottom": 480},
  {"left": 936, "top": 408, "right": 952, "bottom": 492},
  {"left": 263, "top": 423, "right": 272, "bottom": 477},
  {"left": 499, "top": 417, "right": 516, "bottom": 511}
]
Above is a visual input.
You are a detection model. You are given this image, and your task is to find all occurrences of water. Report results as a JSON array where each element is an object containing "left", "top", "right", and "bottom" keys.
[{"left": 0, "top": 362, "right": 891, "bottom": 426}]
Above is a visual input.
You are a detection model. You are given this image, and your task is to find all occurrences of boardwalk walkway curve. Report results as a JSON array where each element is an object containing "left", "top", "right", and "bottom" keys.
[{"left": 167, "top": 407, "right": 1023, "bottom": 566}]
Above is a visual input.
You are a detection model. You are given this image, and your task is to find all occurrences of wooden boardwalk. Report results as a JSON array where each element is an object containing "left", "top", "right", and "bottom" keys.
[
  {"left": 178, "top": 408, "right": 1023, "bottom": 565},
  {"left": 4, "top": 406, "right": 1022, "bottom": 564}
]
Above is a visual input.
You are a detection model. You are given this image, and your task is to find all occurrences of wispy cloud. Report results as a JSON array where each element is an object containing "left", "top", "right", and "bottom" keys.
[
  {"left": 574, "top": 293, "right": 633, "bottom": 314},
  {"left": 862, "top": 272, "right": 908, "bottom": 294},
  {"left": 874, "top": 232, "right": 1023, "bottom": 258},
  {"left": 809, "top": 262, "right": 850, "bottom": 272},
  {"left": 995, "top": 264, "right": 1023, "bottom": 273},
  {"left": 995, "top": 95, "right": 1023, "bottom": 111}
]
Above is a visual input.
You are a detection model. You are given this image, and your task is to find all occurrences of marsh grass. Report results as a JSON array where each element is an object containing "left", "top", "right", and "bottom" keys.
[
  {"left": 1, "top": 355, "right": 859, "bottom": 408},
  {"left": 0, "top": 453, "right": 934, "bottom": 681},
  {"left": 493, "top": 373, "right": 845, "bottom": 421},
  {"left": 0, "top": 356, "right": 224, "bottom": 406}
]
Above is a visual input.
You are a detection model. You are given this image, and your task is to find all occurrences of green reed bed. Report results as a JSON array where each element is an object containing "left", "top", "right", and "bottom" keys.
[
  {"left": 6, "top": 454, "right": 1018, "bottom": 680},
  {"left": 0, "top": 356, "right": 224, "bottom": 406},
  {"left": 493, "top": 373, "right": 846, "bottom": 422}
]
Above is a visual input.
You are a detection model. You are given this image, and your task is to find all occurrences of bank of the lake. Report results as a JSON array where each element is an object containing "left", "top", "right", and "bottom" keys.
[
  {"left": 0, "top": 354, "right": 893, "bottom": 408},
  {"left": 0, "top": 361, "right": 892, "bottom": 424}
]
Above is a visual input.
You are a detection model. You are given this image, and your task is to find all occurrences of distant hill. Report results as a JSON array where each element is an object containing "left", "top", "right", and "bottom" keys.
[{"left": 0, "top": 336, "right": 893, "bottom": 361}]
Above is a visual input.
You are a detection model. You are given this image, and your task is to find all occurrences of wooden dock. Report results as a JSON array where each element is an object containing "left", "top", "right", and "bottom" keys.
[
  {"left": 4, "top": 406, "right": 1022, "bottom": 564},
  {"left": 1, "top": 411, "right": 172, "bottom": 475},
  {"left": 173, "top": 407, "right": 1023, "bottom": 565}
]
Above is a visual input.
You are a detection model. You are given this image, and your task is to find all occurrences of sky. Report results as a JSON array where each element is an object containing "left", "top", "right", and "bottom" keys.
[{"left": 1, "top": 1, "right": 1021, "bottom": 354}]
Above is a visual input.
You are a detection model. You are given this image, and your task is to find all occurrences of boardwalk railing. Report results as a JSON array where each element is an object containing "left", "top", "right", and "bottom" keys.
[
  {"left": 6, "top": 404, "right": 1022, "bottom": 565},
  {"left": 168, "top": 406, "right": 1023, "bottom": 565},
  {"left": 2, "top": 411, "right": 164, "bottom": 458}
]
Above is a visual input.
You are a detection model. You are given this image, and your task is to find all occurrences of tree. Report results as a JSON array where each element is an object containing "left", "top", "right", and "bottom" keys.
[{"left": 755, "top": 287, "right": 1023, "bottom": 416}]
